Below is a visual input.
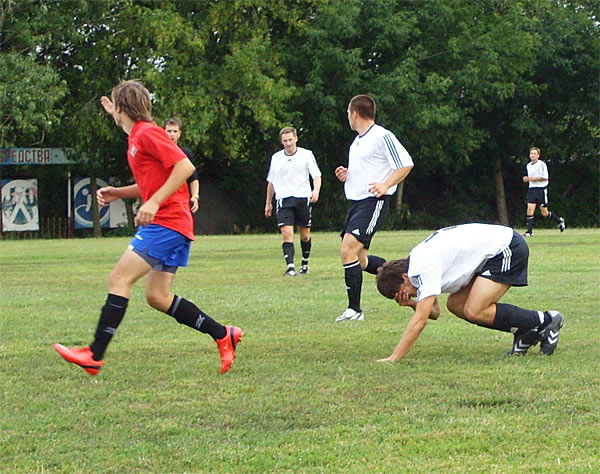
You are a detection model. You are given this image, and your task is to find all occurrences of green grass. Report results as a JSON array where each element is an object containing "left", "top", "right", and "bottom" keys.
[{"left": 1, "top": 229, "right": 599, "bottom": 473}]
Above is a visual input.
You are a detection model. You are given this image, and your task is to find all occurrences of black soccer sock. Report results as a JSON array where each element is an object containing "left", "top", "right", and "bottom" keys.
[
  {"left": 365, "top": 255, "right": 386, "bottom": 275},
  {"left": 526, "top": 215, "right": 534, "bottom": 234},
  {"left": 282, "top": 242, "right": 295, "bottom": 268},
  {"left": 166, "top": 295, "right": 227, "bottom": 340},
  {"left": 547, "top": 211, "right": 561, "bottom": 224},
  {"left": 90, "top": 294, "right": 128, "bottom": 361},
  {"left": 344, "top": 260, "right": 363, "bottom": 312},
  {"left": 491, "top": 303, "right": 551, "bottom": 333},
  {"left": 300, "top": 239, "right": 311, "bottom": 266}
]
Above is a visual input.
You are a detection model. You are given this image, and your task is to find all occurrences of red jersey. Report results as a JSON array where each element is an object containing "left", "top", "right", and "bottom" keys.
[{"left": 127, "top": 121, "right": 195, "bottom": 240}]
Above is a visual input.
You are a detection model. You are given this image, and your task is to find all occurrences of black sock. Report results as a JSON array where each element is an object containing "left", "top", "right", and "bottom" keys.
[
  {"left": 282, "top": 242, "right": 294, "bottom": 267},
  {"left": 365, "top": 255, "right": 386, "bottom": 275},
  {"left": 90, "top": 294, "right": 128, "bottom": 361},
  {"left": 166, "top": 295, "right": 226, "bottom": 340},
  {"left": 547, "top": 211, "right": 561, "bottom": 224},
  {"left": 300, "top": 239, "right": 311, "bottom": 266},
  {"left": 492, "top": 303, "right": 550, "bottom": 333},
  {"left": 526, "top": 215, "right": 534, "bottom": 233},
  {"left": 344, "top": 261, "right": 363, "bottom": 312}
]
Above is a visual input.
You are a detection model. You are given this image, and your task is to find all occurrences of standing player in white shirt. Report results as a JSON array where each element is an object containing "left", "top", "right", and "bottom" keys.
[
  {"left": 334, "top": 95, "right": 414, "bottom": 322},
  {"left": 523, "top": 146, "right": 565, "bottom": 236},
  {"left": 265, "top": 126, "right": 322, "bottom": 276},
  {"left": 376, "top": 223, "right": 564, "bottom": 362}
]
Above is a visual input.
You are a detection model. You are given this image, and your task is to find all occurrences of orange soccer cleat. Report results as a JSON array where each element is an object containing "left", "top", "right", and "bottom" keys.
[
  {"left": 216, "top": 326, "right": 243, "bottom": 374},
  {"left": 54, "top": 344, "right": 103, "bottom": 375}
]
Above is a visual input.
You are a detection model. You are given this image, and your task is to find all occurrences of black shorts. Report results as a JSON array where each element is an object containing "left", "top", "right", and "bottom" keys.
[
  {"left": 340, "top": 196, "right": 389, "bottom": 249},
  {"left": 526, "top": 187, "right": 548, "bottom": 207},
  {"left": 478, "top": 231, "right": 528, "bottom": 287},
  {"left": 276, "top": 197, "right": 312, "bottom": 228}
]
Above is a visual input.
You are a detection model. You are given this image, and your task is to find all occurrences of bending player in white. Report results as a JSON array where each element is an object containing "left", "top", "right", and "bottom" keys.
[
  {"left": 334, "top": 94, "right": 413, "bottom": 321},
  {"left": 265, "top": 126, "right": 322, "bottom": 276},
  {"left": 376, "top": 223, "right": 564, "bottom": 361}
]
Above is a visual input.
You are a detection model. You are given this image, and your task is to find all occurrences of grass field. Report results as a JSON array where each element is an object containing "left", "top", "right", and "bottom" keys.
[{"left": 1, "top": 229, "right": 598, "bottom": 473}]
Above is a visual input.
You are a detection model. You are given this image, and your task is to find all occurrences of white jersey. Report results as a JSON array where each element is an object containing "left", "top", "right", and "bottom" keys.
[
  {"left": 266, "top": 147, "right": 322, "bottom": 199},
  {"left": 526, "top": 159, "right": 549, "bottom": 188},
  {"left": 344, "top": 124, "right": 413, "bottom": 201},
  {"left": 408, "top": 224, "right": 514, "bottom": 301}
]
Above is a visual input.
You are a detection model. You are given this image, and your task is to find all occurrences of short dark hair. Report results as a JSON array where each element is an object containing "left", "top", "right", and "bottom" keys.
[
  {"left": 111, "top": 80, "right": 153, "bottom": 122},
  {"left": 376, "top": 258, "right": 409, "bottom": 299},
  {"left": 349, "top": 94, "right": 376, "bottom": 120},
  {"left": 163, "top": 117, "right": 182, "bottom": 129}
]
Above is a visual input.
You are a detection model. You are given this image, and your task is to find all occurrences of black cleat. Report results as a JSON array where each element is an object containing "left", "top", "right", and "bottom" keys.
[
  {"left": 299, "top": 265, "right": 310, "bottom": 274},
  {"left": 505, "top": 328, "right": 542, "bottom": 356},
  {"left": 539, "top": 311, "right": 564, "bottom": 355}
]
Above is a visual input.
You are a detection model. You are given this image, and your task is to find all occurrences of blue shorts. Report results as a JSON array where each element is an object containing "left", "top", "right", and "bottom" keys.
[{"left": 129, "top": 224, "right": 191, "bottom": 273}]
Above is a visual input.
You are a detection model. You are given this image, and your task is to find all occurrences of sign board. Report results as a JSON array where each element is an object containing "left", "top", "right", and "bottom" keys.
[
  {"left": 73, "top": 177, "right": 128, "bottom": 229},
  {"left": 0, "top": 148, "right": 73, "bottom": 165},
  {"left": 1, "top": 179, "right": 39, "bottom": 231}
]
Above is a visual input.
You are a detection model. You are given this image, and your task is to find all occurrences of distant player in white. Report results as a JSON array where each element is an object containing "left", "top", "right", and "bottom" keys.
[
  {"left": 265, "top": 126, "right": 322, "bottom": 276},
  {"left": 523, "top": 146, "right": 565, "bottom": 236},
  {"left": 334, "top": 94, "right": 413, "bottom": 322},
  {"left": 376, "top": 223, "right": 564, "bottom": 362}
]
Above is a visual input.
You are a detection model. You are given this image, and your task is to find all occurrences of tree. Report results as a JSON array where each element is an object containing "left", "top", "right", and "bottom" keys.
[{"left": 0, "top": 0, "right": 66, "bottom": 147}]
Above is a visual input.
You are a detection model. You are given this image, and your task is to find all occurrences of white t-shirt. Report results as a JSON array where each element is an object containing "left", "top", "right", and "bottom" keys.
[
  {"left": 266, "top": 147, "right": 322, "bottom": 199},
  {"left": 408, "top": 224, "right": 514, "bottom": 301},
  {"left": 344, "top": 124, "right": 413, "bottom": 201},
  {"left": 526, "top": 159, "right": 549, "bottom": 188}
]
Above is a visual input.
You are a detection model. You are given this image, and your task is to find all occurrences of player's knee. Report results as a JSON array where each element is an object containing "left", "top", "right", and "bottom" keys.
[
  {"left": 447, "top": 300, "right": 468, "bottom": 321},
  {"left": 462, "top": 304, "right": 483, "bottom": 323},
  {"left": 108, "top": 270, "right": 133, "bottom": 293},
  {"left": 146, "top": 292, "right": 169, "bottom": 311},
  {"left": 281, "top": 228, "right": 293, "bottom": 240}
]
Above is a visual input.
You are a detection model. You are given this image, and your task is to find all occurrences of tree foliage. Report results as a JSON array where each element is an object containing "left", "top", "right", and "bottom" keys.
[{"left": 1, "top": 0, "right": 597, "bottom": 230}]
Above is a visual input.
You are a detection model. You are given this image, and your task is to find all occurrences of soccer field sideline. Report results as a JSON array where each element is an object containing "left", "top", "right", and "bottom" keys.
[{"left": 0, "top": 229, "right": 598, "bottom": 473}]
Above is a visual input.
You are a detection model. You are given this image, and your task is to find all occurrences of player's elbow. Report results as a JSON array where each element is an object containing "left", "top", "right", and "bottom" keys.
[
  {"left": 178, "top": 159, "right": 196, "bottom": 179},
  {"left": 411, "top": 316, "right": 428, "bottom": 333}
]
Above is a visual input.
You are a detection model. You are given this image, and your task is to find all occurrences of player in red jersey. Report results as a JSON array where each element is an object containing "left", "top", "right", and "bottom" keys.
[{"left": 54, "top": 80, "right": 242, "bottom": 375}]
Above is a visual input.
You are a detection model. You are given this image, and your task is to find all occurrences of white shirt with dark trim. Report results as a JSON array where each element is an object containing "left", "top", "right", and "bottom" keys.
[
  {"left": 526, "top": 159, "right": 549, "bottom": 188},
  {"left": 266, "top": 147, "right": 322, "bottom": 199},
  {"left": 344, "top": 124, "right": 413, "bottom": 201},
  {"left": 408, "top": 224, "right": 514, "bottom": 302}
]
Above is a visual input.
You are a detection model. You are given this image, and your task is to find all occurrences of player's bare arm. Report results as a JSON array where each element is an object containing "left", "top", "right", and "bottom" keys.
[
  {"left": 97, "top": 184, "right": 140, "bottom": 206},
  {"left": 395, "top": 291, "right": 440, "bottom": 320},
  {"left": 311, "top": 176, "right": 322, "bottom": 203},
  {"left": 377, "top": 295, "right": 436, "bottom": 362},
  {"left": 335, "top": 166, "right": 348, "bottom": 182},
  {"left": 189, "top": 179, "right": 200, "bottom": 213},
  {"left": 265, "top": 181, "right": 274, "bottom": 217},
  {"left": 136, "top": 158, "right": 195, "bottom": 226},
  {"left": 368, "top": 166, "right": 413, "bottom": 198},
  {"left": 523, "top": 176, "right": 545, "bottom": 182}
]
